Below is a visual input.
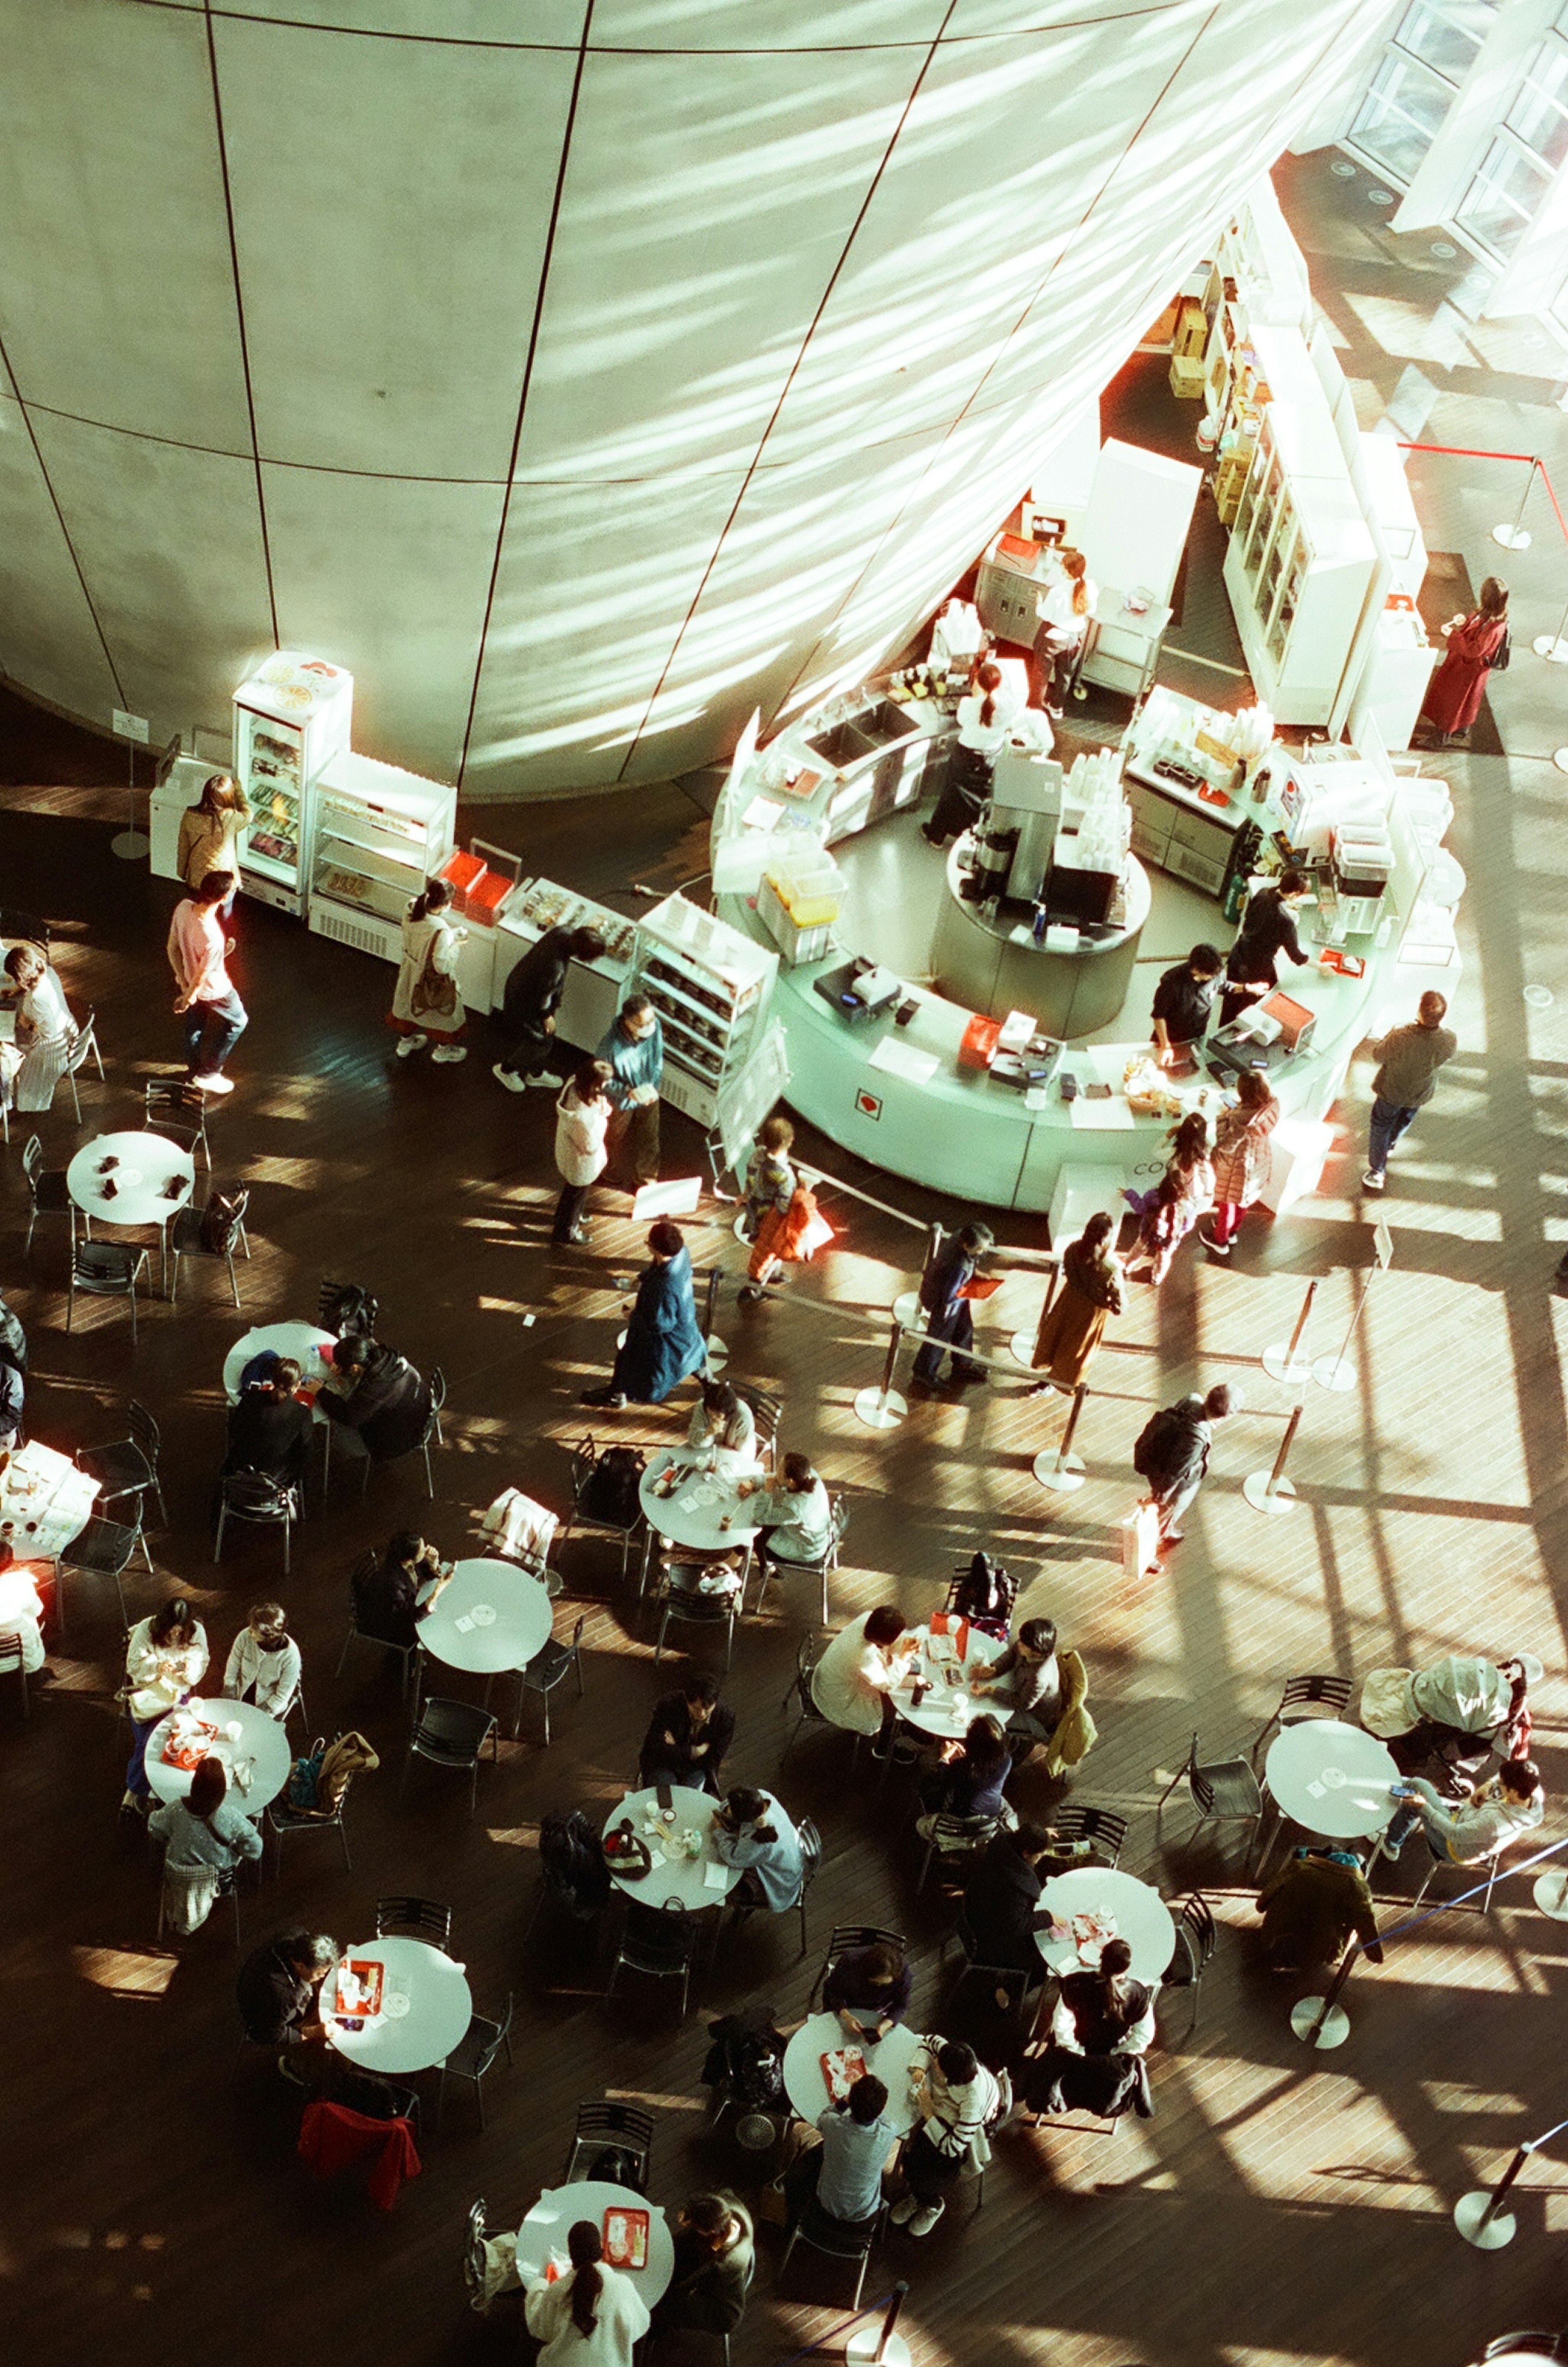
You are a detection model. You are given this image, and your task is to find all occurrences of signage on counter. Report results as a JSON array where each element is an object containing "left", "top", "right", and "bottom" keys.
[{"left": 855, "top": 1088, "right": 882, "bottom": 1122}]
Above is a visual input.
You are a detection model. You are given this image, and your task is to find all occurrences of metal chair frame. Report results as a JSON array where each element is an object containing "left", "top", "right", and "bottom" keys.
[
  {"left": 68, "top": 1240, "right": 149, "bottom": 1346},
  {"left": 605, "top": 1898, "right": 699, "bottom": 2017},
  {"left": 375, "top": 1894, "right": 454, "bottom": 1951},
  {"left": 654, "top": 1566, "right": 742, "bottom": 1672},
  {"left": 400, "top": 1697, "right": 499, "bottom": 1817},
  {"left": 437, "top": 1992, "right": 514, "bottom": 2129},
  {"left": 512, "top": 1612, "right": 586, "bottom": 1743},
  {"left": 778, "top": 2198, "right": 885, "bottom": 2311},
  {"left": 62, "top": 1023, "right": 98, "bottom": 1123},
  {"left": 75, "top": 1400, "right": 167, "bottom": 1534},
  {"left": 144, "top": 1080, "right": 211, "bottom": 1172},
  {"left": 559, "top": 1435, "right": 645, "bottom": 1581},
  {"left": 751, "top": 1492, "right": 849, "bottom": 1625},
  {"left": 157, "top": 1856, "right": 243, "bottom": 1949},
  {"left": 916, "top": 1810, "right": 1002, "bottom": 1894},
  {"left": 1250, "top": 1673, "right": 1354, "bottom": 1767},
  {"left": 169, "top": 1187, "right": 250, "bottom": 1309},
  {"left": 22, "top": 1135, "right": 74, "bottom": 1258},
  {"left": 0, "top": 1630, "right": 32, "bottom": 1720},
  {"left": 1155, "top": 1732, "right": 1263, "bottom": 1851},
  {"left": 808, "top": 1922, "right": 906, "bottom": 2011},
  {"left": 1049, "top": 1804, "right": 1129, "bottom": 1867},
  {"left": 943, "top": 1908, "right": 1039, "bottom": 2017},
  {"left": 335, "top": 1549, "right": 420, "bottom": 1699},
  {"left": 59, "top": 1512, "right": 143, "bottom": 1634},
  {"left": 562, "top": 2099, "right": 655, "bottom": 2189},
  {"left": 214, "top": 1470, "right": 298, "bottom": 1575},
  {"left": 267, "top": 1787, "right": 354, "bottom": 1876},
  {"left": 1163, "top": 1891, "right": 1217, "bottom": 2034}
]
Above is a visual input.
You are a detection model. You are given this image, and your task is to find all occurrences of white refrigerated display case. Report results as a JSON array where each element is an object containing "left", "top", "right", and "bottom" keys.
[
  {"left": 493, "top": 876, "right": 637, "bottom": 1045},
  {"left": 233, "top": 652, "right": 354, "bottom": 914},
  {"left": 307, "top": 749, "right": 456, "bottom": 964}
]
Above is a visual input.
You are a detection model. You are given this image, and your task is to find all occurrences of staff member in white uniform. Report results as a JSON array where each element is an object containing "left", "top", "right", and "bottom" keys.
[
  {"left": 1031, "top": 550, "right": 1097, "bottom": 715},
  {"left": 922, "top": 662, "right": 1016, "bottom": 849}
]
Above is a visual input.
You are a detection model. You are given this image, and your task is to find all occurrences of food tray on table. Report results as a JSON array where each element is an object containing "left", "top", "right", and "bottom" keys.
[
  {"left": 160, "top": 1714, "right": 220, "bottom": 1770},
  {"left": 603, "top": 2208, "right": 649, "bottom": 2271},
  {"left": 821, "top": 2046, "right": 867, "bottom": 2101},
  {"left": 337, "top": 1958, "right": 385, "bottom": 2017}
]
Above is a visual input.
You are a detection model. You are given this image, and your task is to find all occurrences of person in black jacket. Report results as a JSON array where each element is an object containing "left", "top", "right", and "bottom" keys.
[
  {"left": 912, "top": 1221, "right": 994, "bottom": 1389},
  {"left": 0, "top": 1345, "right": 22, "bottom": 1450},
  {"left": 960, "top": 1824, "right": 1065, "bottom": 2002},
  {"left": 1221, "top": 871, "right": 1311, "bottom": 1026},
  {"left": 320, "top": 1335, "right": 431, "bottom": 1463},
  {"left": 0, "top": 1289, "right": 27, "bottom": 1373},
  {"left": 223, "top": 1357, "right": 313, "bottom": 1493},
  {"left": 638, "top": 1674, "right": 735, "bottom": 1794},
  {"left": 492, "top": 924, "right": 606, "bottom": 1093},
  {"left": 1136, "top": 1384, "right": 1236, "bottom": 1553},
  {"left": 1151, "top": 943, "right": 1223, "bottom": 1066},
  {"left": 351, "top": 1530, "right": 453, "bottom": 1650},
  {"left": 236, "top": 1927, "right": 337, "bottom": 2084}
]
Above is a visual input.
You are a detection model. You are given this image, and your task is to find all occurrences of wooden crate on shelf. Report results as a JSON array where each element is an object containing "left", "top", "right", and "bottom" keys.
[{"left": 1169, "top": 351, "right": 1206, "bottom": 399}]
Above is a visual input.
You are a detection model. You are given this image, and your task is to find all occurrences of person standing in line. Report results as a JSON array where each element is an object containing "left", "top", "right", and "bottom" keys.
[
  {"left": 176, "top": 771, "right": 251, "bottom": 912},
  {"left": 1029, "top": 1210, "right": 1123, "bottom": 1394},
  {"left": 581, "top": 1218, "right": 706, "bottom": 1408},
  {"left": 912, "top": 1221, "right": 994, "bottom": 1391},
  {"left": 598, "top": 994, "right": 663, "bottom": 1187},
  {"left": 1418, "top": 575, "right": 1509, "bottom": 748},
  {"left": 552, "top": 1059, "right": 614, "bottom": 1244},
  {"left": 1030, "top": 550, "right": 1096, "bottom": 716},
  {"left": 922, "top": 660, "right": 1018, "bottom": 847},
  {"left": 492, "top": 923, "right": 607, "bottom": 1094},
  {"left": 167, "top": 870, "right": 247, "bottom": 1094},
  {"left": 1361, "top": 990, "right": 1457, "bottom": 1193},
  {"left": 389, "top": 876, "right": 468, "bottom": 1064},
  {"left": 1200, "top": 1068, "right": 1279, "bottom": 1255},
  {"left": 524, "top": 2220, "right": 650, "bottom": 2367},
  {"left": 742, "top": 1115, "right": 797, "bottom": 1253},
  {"left": 1150, "top": 943, "right": 1224, "bottom": 1069},
  {"left": 1126, "top": 1112, "right": 1214, "bottom": 1286},
  {"left": 1220, "top": 870, "right": 1312, "bottom": 1027},
  {"left": 1133, "top": 1383, "right": 1238, "bottom": 1557}
]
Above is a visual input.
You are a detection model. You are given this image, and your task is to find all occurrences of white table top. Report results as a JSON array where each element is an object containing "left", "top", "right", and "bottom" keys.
[
  {"left": 143, "top": 1697, "right": 293, "bottom": 1812},
  {"left": 223, "top": 1320, "right": 339, "bottom": 1409},
  {"left": 324, "top": 1935, "right": 474, "bottom": 2076},
  {"left": 783, "top": 2010, "right": 926, "bottom": 2136},
  {"left": 418, "top": 1556, "right": 553, "bottom": 1675},
  {"left": 1034, "top": 1866, "right": 1176, "bottom": 1984},
  {"left": 889, "top": 1621, "right": 1005, "bottom": 1739},
  {"left": 640, "top": 1449, "right": 760, "bottom": 1555},
  {"left": 602, "top": 1784, "right": 743, "bottom": 1910},
  {"left": 0, "top": 1439, "right": 98, "bottom": 1560},
  {"left": 67, "top": 1130, "right": 194, "bottom": 1229},
  {"left": 1265, "top": 1718, "right": 1400, "bottom": 1839},
  {"left": 516, "top": 2182, "right": 674, "bottom": 2306}
]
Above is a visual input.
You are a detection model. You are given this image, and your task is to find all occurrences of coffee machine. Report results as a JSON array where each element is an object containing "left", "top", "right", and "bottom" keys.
[{"left": 987, "top": 745, "right": 1063, "bottom": 903}]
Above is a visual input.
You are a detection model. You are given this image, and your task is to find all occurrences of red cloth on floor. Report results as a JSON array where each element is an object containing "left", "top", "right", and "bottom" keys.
[{"left": 298, "top": 2100, "right": 421, "bottom": 2210}]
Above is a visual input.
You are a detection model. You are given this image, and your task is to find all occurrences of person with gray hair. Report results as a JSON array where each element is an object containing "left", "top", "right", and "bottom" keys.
[{"left": 235, "top": 1928, "right": 338, "bottom": 2082}]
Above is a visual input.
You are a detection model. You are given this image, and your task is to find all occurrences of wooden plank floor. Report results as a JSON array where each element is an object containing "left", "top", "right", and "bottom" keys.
[{"left": 2, "top": 719, "right": 1566, "bottom": 2367}]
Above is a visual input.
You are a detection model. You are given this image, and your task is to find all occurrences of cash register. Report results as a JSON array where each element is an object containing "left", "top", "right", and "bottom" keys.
[{"left": 814, "top": 955, "right": 904, "bottom": 1025}]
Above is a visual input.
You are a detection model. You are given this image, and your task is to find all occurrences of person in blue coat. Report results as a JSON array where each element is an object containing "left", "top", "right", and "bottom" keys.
[
  {"left": 912, "top": 1221, "right": 994, "bottom": 1388},
  {"left": 582, "top": 1219, "right": 708, "bottom": 1408}
]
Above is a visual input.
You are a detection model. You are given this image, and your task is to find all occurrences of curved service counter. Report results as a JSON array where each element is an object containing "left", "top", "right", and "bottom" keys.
[{"left": 711, "top": 677, "right": 1462, "bottom": 1218}]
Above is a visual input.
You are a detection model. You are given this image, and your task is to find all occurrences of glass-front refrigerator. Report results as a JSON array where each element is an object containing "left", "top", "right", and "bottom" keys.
[
  {"left": 232, "top": 652, "right": 354, "bottom": 914},
  {"left": 308, "top": 749, "right": 456, "bottom": 964}
]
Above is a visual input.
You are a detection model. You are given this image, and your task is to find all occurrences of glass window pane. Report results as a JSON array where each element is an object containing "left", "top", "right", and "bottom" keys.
[
  {"left": 1456, "top": 135, "right": 1553, "bottom": 256},
  {"left": 1350, "top": 51, "right": 1456, "bottom": 181},
  {"left": 1507, "top": 39, "right": 1568, "bottom": 167},
  {"left": 1395, "top": 0, "right": 1499, "bottom": 81}
]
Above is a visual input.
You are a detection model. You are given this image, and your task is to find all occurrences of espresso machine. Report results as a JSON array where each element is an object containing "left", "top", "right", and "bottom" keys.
[{"left": 988, "top": 744, "right": 1063, "bottom": 902}]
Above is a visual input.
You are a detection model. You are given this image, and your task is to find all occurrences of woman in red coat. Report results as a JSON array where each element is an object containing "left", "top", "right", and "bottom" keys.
[{"left": 1419, "top": 576, "right": 1508, "bottom": 744}]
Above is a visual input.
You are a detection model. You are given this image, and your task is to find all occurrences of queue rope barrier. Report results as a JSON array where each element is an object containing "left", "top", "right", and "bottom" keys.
[
  {"left": 1453, "top": 2114, "right": 1568, "bottom": 2250},
  {"left": 1261, "top": 1277, "right": 1317, "bottom": 1383}
]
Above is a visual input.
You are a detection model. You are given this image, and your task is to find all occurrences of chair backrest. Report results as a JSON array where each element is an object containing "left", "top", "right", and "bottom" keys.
[
  {"left": 572, "top": 2098, "right": 655, "bottom": 2152},
  {"left": 829, "top": 1493, "right": 851, "bottom": 1548},
  {"left": 64, "top": 1029, "right": 94, "bottom": 1078},
  {"left": 203, "top": 1188, "right": 250, "bottom": 1255},
  {"left": 731, "top": 1378, "right": 783, "bottom": 1435},
  {"left": 75, "top": 1241, "right": 139, "bottom": 1287},
  {"left": 566, "top": 1613, "right": 586, "bottom": 1653},
  {"left": 429, "top": 1366, "right": 447, "bottom": 1413},
  {"left": 473, "top": 1992, "right": 514, "bottom": 2077},
  {"left": 1, "top": 909, "right": 49, "bottom": 946},
  {"left": 1176, "top": 1892, "right": 1217, "bottom": 1974},
  {"left": 794, "top": 1630, "right": 822, "bottom": 1694},
  {"left": 797, "top": 1815, "right": 824, "bottom": 1891},
  {"left": 22, "top": 1136, "right": 42, "bottom": 1193},
  {"left": 375, "top": 1894, "right": 452, "bottom": 1949},
  {"left": 462, "top": 2196, "right": 490, "bottom": 2300},
  {"left": 1278, "top": 1672, "right": 1352, "bottom": 1719},
  {"left": 663, "top": 1574, "right": 738, "bottom": 1624},
  {"left": 222, "top": 1469, "right": 294, "bottom": 1519},
  {"left": 799, "top": 2196, "right": 879, "bottom": 2258},
  {"left": 1053, "top": 1804, "right": 1128, "bottom": 1865},
  {"left": 415, "top": 1697, "right": 496, "bottom": 1758},
  {"left": 0, "top": 1633, "right": 26, "bottom": 1676},
  {"left": 620, "top": 1898, "right": 696, "bottom": 1970},
  {"left": 929, "top": 1810, "right": 1000, "bottom": 1852},
  {"left": 129, "top": 1400, "right": 161, "bottom": 1459},
  {"left": 822, "top": 1922, "right": 904, "bottom": 1975},
  {"left": 1483, "top": 2340, "right": 1568, "bottom": 2363}
]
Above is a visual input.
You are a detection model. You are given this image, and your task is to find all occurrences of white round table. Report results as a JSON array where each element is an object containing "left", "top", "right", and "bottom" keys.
[
  {"left": 889, "top": 1622, "right": 1005, "bottom": 1739},
  {"left": 639, "top": 1449, "right": 761, "bottom": 1555},
  {"left": 67, "top": 1130, "right": 195, "bottom": 1232},
  {"left": 223, "top": 1320, "right": 339, "bottom": 1408},
  {"left": 602, "top": 1784, "right": 743, "bottom": 1911},
  {"left": 783, "top": 2010, "right": 926, "bottom": 2135},
  {"left": 324, "top": 1936, "right": 473, "bottom": 2076},
  {"left": 417, "top": 1557, "right": 553, "bottom": 1675},
  {"left": 1265, "top": 1719, "right": 1400, "bottom": 1841},
  {"left": 516, "top": 2182, "right": 674, "bottom": 2306},
  {"left": 143, "top": 1697, "right": 293, "bottom": 1813},
  {"left": 1034, "top": 1866, "right": 1176, "bottom": 1984}
]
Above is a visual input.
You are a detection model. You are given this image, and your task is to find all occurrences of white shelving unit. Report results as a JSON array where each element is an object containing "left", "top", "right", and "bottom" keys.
[
  {"left": 631, "top": 892, "right": 778, "bottom": 1128},
  {"left": 307, "top": 750, "right": 455, "bottom": 964},
  {"left": 232, "top": 651, "right": 354, "bottom": 916}
]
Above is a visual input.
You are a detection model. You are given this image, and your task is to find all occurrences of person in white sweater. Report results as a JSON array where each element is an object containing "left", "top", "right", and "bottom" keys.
[
  {"left": 524, "top": 2220, "right": 650, "bottom": 2367},
  {"left": 552, "top": 1059, "right": 613, "bottom": 1244},
  {"left": 122, "top": 1598, "right": 209, "bottom": 1812},
  {"left": 149, "top": 1754, "right": 264, "bottom": 1934},
  {"left": 222, "top": 1603, "right": 302, "bottom": 1719},
  {"left": 810, "top": 1605, "right": 914, "bottom": 1744}
]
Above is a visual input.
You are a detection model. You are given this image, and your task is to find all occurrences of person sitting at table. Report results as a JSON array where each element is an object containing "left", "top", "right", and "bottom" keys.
[
  {"left": 320, "top": 1333, "right": 432, "bottom": 1462},
  {"left": 1381, "top": 1758, "right": 1545, "bottom": 1868},
  {"left": 810, "top": 1605, "right": 915, "bottom": 1750},
  {"left": 149, "top": 1753, "right": 265, "bottom": 1935},
  {"left": 581, "top": 1219, "right": 708, "bottom": 1411},
  {"left": 524, "top": 2218, "right": 650, "bottom": 2367},
  {"left": 890, "top": 2037, "right": 1000, "bottom": 2238},
  {"left": 1019, "top": 1937, "right": 1157, "bottom": 2124},
  {"left": 223, "top": 1355, "right": 313, "bottom": 1496},
  {"left": 0, "top": 941, "right": 76, "bottom": 1111},
  {"left": 638, "top": 1672, "right": 735, "bottom": 1794},
  {"left": 969, "top": 1613, "right": 1060, "bottom": 1735},
  {"left": 236, "top": 1926, "right": 338, "bottom": 2084},
  {"left": 222, "top": 1603, "right": 302, "bottom": 1720},
  {"left": 1256, "top": 1845, "right": 1384, "bottom": 1974},
  {"left": 916, "top": 1713, "right": 1011, "bottom": 1828},
  {"left": 713, "top": 1783, "right": 805, "bottom": 1911},
  {"left": 686, "top": 1377, "right": 756, "bottom": 1463},
  {"left": 0, "top": 1337, "right": 22, "bottom": 1451},
  {"left": 824, "top": 1940, "right": 913, "bottom": 2039},
  {"left": 737, "top": 1451, "right": 832, "bottom": 1568},
  {"left": 785, "top": 2072, "right": 899, "bottom": 2230},
  {"left": 960, "top": 1823, "right": 1066, "bottom": 2004},
  {"left": 351, "top": 1530, "right": 453, "bottom": 1653},
  {"left": 650, "top": 2192, "right": 755, "bottom": 2339},
  {"left": 0, "top": 1286, "right": 27, "bottom": 1377},
  {"left": 121, "top": 1597, "right": 209, "bottom": 1815}
]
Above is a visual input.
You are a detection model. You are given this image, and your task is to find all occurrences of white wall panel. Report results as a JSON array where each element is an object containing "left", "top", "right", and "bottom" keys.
[
  {"left": 221, "top": 2, "right": 587, "bottom": 36},
  {"left": 591, "top": 1, "right": 948, "bottom": 44},
  {"left": 0, "top": 0, "right": 249, "bottom": 448},
  {"left": 0, "top": 396, "right": 119, "bottom": 724},
  {"left": 215, "top": 17, "right": 579, "bottom": 477},
  {"left": 27, "top": 410, "right": 271, "bottom": 748},
  {"left": 261, "top": 466, "right": 506, "bottom": 782},
  {"left": 512, "top": 46, "right": 920, "bottom": 481}
]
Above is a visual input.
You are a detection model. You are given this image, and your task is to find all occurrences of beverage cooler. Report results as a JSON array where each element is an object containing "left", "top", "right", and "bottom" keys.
[
  {"left": 307, "top": 750, "right": 456, "bottom": 963},
  {"left": 233, "top": 652, "right": 354, "bottom": 914}
]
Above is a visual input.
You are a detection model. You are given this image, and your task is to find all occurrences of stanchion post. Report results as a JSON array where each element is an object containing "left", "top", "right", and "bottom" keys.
[
  {"left": 1243, "top": 1403, "right": 1302, "bottom": 1516},
  {"left": 854, "top": 1319, "right": 909, "bottom": 1432},
  {"left": 1262, "top": 1278, "right": 1317, "bottom": 1382},
  {"left": 1534, "top": 581, "right": 1568, "bottom": 665},
  {"left": 1312, "top": 1270, "right": 1375, "bottom": 1394},
  {"left": 1033, "top": 1382, "right": 1088, "bottom": 1492},
  {"left": 846, "top": 2282, "right": 912, "bottom": 2367},
  {"left": 1493, "top": 456, "right": 1537, "bottom": 550},
  {"left": 701, "top": 1267, "right": 728, "bottom": 1371},
  {"left": 1454, "top": 2114, "right": 1568, "bottom": 2248},
  {"left": 1290, "top": 1937, "right": 1359, "bottom": 2048},
  {"left": 874, "top": 2284, "right": 908, "bottom": 2362}
]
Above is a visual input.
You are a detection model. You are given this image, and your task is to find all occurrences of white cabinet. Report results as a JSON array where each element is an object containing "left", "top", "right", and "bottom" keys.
[
  {"left": 632, "top": 893, "right": 777, "bottom": 1129},
  {"left": 1223, "top": 406, "right": 1375, "bottom": 726},
  {"left": 307, "top": 749, "right": 455, "bottom": 965}
]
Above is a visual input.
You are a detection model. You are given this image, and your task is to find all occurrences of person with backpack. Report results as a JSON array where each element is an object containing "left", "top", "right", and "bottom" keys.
[
  {"left": 639, "top": 1673, "right": 735, "bottom": 1794},
  {"left": 581, "top": 1219, "right": 707, "bottom": 1408},
  {"left": 222, "top": 1603, "right": 303, "bottom": 1720},
  {"left": 524, "top": 2218, "right": 649, "bottom": 2367},
  {"left": 492, "top": 923, "right": 606, "bottom": 1093},
  {"left": 1134, "top": 1384, "right": 1237, "bottom": 1556},
  {"left": 388, "top": 874, "right": 468, "bottom": 1063},
  {"left": 222, "top": 1356, "right": 313, "bottom": 1496},
  {"left": 149, "top": 1753, "right": 265, "bottom": 1934}
]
